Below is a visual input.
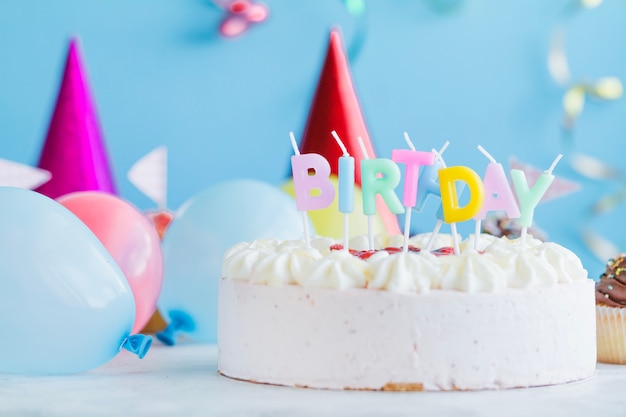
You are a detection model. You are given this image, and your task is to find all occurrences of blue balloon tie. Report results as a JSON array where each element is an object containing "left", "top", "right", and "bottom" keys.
[
  {"left": 122, "top": 334, "right": 152, "bottom": 359},
  {"left": 156, "top": 310, "right": 195, "bottom": 346}
]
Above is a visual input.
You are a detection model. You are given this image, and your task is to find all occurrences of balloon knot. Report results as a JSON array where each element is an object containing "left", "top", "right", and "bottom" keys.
[
  {"left": 122, "top": 334, "right": 152, "bottom": 359},
  {"left": 156, "top": 310, "right": 195, "bottom": 346}
]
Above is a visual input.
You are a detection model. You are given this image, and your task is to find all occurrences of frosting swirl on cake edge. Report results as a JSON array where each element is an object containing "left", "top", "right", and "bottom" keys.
[{"left": 222, "top": 233, "right": 590, "bottom": 293}]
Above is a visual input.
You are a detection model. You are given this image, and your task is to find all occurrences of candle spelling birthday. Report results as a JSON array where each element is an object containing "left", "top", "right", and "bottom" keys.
[
  {"left": 289, "top": 132, "right": 561, "bottom": 253},
  {"left": 511, "top": 154, "right": 562, "bottom": 244},
  {"left": 358, "top": 136, "right": 405, "bottom": 250},
  {"left": 331, "top": 130, "right": 354, "bottom": 252},
  {"left": 473, "top": 145, "right": 521, "bottom": 251},
  {"left": 391, "top": 132, "right": 434, "bottom": 252},
  {"left": 289, "top": 131, "right": 335, "bottom": 248}
]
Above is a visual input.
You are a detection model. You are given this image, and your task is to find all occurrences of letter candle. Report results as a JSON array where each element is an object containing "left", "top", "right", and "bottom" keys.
[
  {"left": 429, "top": 149, "right": 460, "bottom": 255},
  {"left": 414, "top": 141, "right": 450, "bottom": 213},
  {"left": 511, "top": 154, "right": 563, "bottom": 244},
  {"left": 391, "top": 132, "right": 435, "bottom": 252},
  {"left": 433, "top": 151, "right": 485, "bottom": 255},
  {"left": 357, "top": 137, "right": 375, "bottom": 250},
  {"left": 358, "top": 137, "right": 404, "bottom": 250},
  {"left": 422, "top": 142, "right": 450, "bottom": 251},
  {"left": 331, "top": 130, "right": 354, "bottom": 252},
  {"left": 289, "top": 131, "right": 336, "bottom": 248},
  {"left": 473, "top": 145, "right": 521, "bottom": 251}
]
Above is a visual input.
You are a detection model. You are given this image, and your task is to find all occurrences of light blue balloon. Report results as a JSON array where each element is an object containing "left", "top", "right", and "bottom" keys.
[
  {"left": 158, "top": 179, "right": 313, "bottom": 344},
  {"left": 0, "top": 187, "right": 150, "bottom": 374}
]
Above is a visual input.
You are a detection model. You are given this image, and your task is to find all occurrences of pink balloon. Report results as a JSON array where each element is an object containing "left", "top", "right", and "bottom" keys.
[{"left": 57, "top": 191, "right": 164, "bottom": 334}]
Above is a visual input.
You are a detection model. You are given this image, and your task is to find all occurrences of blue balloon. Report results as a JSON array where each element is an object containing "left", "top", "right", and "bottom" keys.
[
  {"left": 158, "top": 179, "right": 312, "bottom": 344},
  {"left": 0, "top": 187, "right": 151, "bottom": 374}
]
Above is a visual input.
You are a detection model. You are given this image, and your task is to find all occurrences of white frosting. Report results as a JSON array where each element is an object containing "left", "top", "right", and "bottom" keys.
[
  {"left": 308, "top": 236, "right": 337, "bottom": 255},
  {"left": 368, "top": 251, "right": 440, "bottom": 293},
  {"left": 221, "top": 233, "right": 589, "bottom": 292},
  {"left": 535, "top": 242, "right": 588, "bottom": 283},
  {"left": 249, "top": 247, "right": 322, "bottom": 287},
  {"left": 298, "top": 250, "right": 369, "bottom": 289},
  {"left": 408, "top": 232, "right": 460, "bottom": 249},
  {"left": 482, "top": 236, "right": 588, "bottom": 288},
  {"left": 348, "top": 234, "right": 381, "bottom": 251},
  {"left": 221, "top": 240, "right": 278, "bottom": 280},
  {"left": 218, "top": 279, "right": 597, "bottom": 390},
  {"left": 507, "top": 251, "right": 558, "bottom": 288},
  {"left": 439, "top": 250, "right": 507, "bottom": 293},
  {"left": 384, "top": 232, "right": 461, "bottom": 250},
  {"left": 459, "top": 233, "right": 500, "bottom": 252},
  {"left": 276, "top": 236, "right": 337, "bottom": 255},
  {"left": 483, "top": 235, "right": 543, "bottom": 253}
]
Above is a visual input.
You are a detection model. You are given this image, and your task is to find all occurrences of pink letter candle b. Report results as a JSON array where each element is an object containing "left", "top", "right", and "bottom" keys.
[{"left": 291, "top": 153, "right": 335, "bottom": 211}]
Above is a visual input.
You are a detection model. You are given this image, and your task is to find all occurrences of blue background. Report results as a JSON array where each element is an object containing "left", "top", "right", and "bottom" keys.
[{"left": 1, "top": 0, "right": 625, "bottom": 276}]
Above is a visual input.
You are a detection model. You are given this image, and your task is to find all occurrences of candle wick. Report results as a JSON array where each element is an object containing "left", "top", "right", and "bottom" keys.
[
  {"left": 450, "top": 222, "right": 461, "bottom": 255},
  {"left": 331, "top": 130, "right": 350, "bottom": 157},
  {"left": 403, "top": 132, "right": 416, "bottom": 151},
  {"left": 432, "top": 148, "right": 447, "bottom": 168},
  {"left": 357, "top": 136, "right": 370, "bottom": 160},
  {"left": 289, "top": 131, "right": 300, "bottom": 155},
  {"left": 546, "top": 153, "right": 563, "bottom": 174},
  {"left": 438, "top": 140, "right": 450, "bottom": 156},
  {"left": 477, "top": 145, "right": 497, "bottom": 164}
]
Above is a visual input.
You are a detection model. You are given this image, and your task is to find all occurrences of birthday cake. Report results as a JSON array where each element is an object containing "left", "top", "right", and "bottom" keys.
[
  {"left": 216, "top": 27, "right": 595, "bottom": 391},
  {"left": 217, "top": 232, "right": 596, "bottom": 391}
]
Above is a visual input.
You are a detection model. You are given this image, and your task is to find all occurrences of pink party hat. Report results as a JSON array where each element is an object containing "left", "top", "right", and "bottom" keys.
[{"left": 36, "top": 38, "right": 117, "bottom": 198}]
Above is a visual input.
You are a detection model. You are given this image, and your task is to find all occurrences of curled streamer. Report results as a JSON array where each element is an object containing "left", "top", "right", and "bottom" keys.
[
  {"left": 548, "top": 0, "right": 622, "bottom": 130},
  {"left": 548, "top": 0, "right": 625, "bottom": 262}
]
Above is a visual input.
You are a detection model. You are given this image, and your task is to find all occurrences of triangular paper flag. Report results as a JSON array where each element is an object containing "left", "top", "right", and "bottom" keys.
[
  {"left": 35, "top": 38, "right": 117, "bottom": 199},
  {"left": 0, "top": 159, "right": 51, "bottom": 190},
  {"left": 509, "top": 157, "right": 581, "bottom": 203},
  {"left": 128, "top": 146, "right": 167, "bottom": 209},
  {"left": 298, "top": 30, "right": 400, "bottom": 235}
]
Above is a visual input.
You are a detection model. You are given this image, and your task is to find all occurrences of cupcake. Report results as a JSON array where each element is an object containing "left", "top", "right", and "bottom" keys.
[{"left": 596, "top": 254, "right": 626, "bottom": 363}]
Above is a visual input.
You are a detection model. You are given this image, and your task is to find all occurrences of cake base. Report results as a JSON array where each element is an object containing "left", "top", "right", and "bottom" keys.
[{"left": 218, "top": 279, "right": 596, "bottom": 391}]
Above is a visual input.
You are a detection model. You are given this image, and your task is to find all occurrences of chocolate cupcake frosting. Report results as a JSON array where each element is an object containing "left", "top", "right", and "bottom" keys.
[{"left": 596, "top": 254, "right": 626, "bottom": 307}]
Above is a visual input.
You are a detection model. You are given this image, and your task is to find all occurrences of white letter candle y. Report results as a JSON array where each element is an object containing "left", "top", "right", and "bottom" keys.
[{"left": 511, "top": 154, "right": 563, "bottom": 244}]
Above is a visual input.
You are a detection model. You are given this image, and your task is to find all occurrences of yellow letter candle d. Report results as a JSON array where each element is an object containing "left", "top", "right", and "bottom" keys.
[{"left": 438, "top": 166, "right": 485, "bottom": 224}]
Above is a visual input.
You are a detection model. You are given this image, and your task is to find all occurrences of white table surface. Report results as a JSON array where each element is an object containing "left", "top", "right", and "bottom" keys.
[{"left": 1, "top": 342, "right": 624, "bottom": 417}]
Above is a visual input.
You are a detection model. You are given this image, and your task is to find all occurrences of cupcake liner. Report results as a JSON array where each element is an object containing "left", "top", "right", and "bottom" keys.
[{"left": 596, "top": 304, "right": 626, "bottom": 364}]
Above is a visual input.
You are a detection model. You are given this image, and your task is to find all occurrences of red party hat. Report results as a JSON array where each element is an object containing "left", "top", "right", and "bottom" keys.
[
  {"left": 299, "top": 29, "right": 400, "bottom": 235},
  {"left": 35, "top": 38, "right": 117, "bottom": 199}
]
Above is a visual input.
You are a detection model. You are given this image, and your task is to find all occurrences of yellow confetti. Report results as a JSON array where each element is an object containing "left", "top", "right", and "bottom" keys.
[
  {"left": 591, "top": 189, "right": 626, "bottom": 215},
  {"left": 589, "top": 77, "right": 623, "bottom": 100},
  {"left": 563, "top": 86, "right": 586, "bottom": 119}
]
